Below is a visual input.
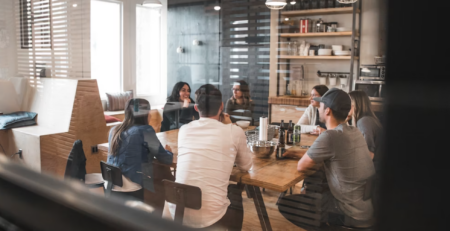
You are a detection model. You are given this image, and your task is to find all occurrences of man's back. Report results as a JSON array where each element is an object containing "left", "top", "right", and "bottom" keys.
[
  {"left": 307, "top": 123, "right": 375, "bottom": 221},
  {"left": 169, "top": 118, "right": 252, "bottom": 228}
]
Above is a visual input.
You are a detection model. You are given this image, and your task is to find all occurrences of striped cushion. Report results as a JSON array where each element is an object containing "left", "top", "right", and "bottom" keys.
[{"left": 105, "top": 90, "right": 133, "bottom": 111}]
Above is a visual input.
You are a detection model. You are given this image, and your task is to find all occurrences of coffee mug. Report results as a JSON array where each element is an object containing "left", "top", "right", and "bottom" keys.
[{"left": 309, "top": 50, "right": 315, "bottom": 56}]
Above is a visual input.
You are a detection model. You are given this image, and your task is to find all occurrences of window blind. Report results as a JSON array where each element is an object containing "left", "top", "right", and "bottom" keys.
[
  {"left": 15, "top": 0, "right": 90, "bottom": 79},
  {"left": 220, "top": 0, "right": 271, "bottom": 122}
]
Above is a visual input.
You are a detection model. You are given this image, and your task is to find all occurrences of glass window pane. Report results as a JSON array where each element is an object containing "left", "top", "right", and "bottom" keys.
[
  {"left": 136, "top": 5, "right": 161, "bottom": 95},
  {"left": 91, "top": 0, "right": 122, "bottom": 97}
]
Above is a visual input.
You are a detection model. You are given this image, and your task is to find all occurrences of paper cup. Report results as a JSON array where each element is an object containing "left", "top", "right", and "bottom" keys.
[
  {"left": 339, "top": 77, "right": 348, "bottom": 85},
  {"left": 319, "top": 77, "right": 327, "bottom": 85},
  {"left": 329, "top": 77, "right": 336, "bottom": 85}
]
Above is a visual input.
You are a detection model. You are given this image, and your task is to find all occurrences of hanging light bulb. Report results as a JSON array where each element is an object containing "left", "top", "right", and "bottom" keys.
[
  {"left": 265, "top": 0, "right": 287, "bottom": 10},
  {"left": 290, "top": 0, "right": 296, "bottom": 5},
  {"left": 214, "top": 6, "right": 221, "bottom": 10}
]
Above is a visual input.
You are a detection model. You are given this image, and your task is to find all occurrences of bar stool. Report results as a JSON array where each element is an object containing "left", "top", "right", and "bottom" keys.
[
  {"left": 162, "top": 179, "right": 202, "bottom": 224},
  {"left": 100, "top": 161, "right": 143, "bottom": 201}
]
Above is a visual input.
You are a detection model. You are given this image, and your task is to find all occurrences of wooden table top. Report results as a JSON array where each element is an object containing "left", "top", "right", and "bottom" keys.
[{"left": 98, "top": 125, "right": 318, "bottom": 192}]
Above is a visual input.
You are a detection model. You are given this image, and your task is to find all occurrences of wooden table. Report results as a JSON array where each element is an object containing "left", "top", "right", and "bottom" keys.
[
  {"left": 98, "top": 126, "right": 318, "bottom": 231},
  {"left": 155, "top": 126, "right": 317, "bottom": 231}
]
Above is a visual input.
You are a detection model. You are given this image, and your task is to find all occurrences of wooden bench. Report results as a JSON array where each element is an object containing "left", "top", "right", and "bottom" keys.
[
  {"left": 1, "top": 78, "right": 109, "bottom": 177},
  {"left": 104, "top": 107, "right": 164, "bottom": 134}
]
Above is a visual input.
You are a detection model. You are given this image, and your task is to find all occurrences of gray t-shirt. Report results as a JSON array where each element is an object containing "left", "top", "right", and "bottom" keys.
[
  {"left": 307, "top": 123, "right": 375, "bottom": 221},
  {"left": 357, "top": 116, "right": 383, "bottom": 171}
]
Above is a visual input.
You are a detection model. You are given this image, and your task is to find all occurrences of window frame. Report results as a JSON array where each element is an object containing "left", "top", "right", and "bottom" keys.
[{"left": 91, "top": 0, "right": 124, "bottom": 99}]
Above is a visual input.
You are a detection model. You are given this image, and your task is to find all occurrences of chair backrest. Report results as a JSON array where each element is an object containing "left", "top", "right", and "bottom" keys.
[
  {"left": 100, "top": 161, "right": 123, "bottom": 187},
  {"left": 149, "top": 109, "right": 162, "bottom": 133},
  {"left": 162, "top": 179, "right": 201, "bottom": 224}
]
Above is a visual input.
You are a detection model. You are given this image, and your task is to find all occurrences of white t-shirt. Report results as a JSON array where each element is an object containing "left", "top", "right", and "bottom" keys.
[{"left": 169, "top": 118, "right": 253, "bottom": 228}]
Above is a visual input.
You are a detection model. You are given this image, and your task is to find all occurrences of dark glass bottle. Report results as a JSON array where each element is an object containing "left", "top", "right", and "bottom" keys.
[
  {"left": 280, "top": 120, "right": 285, "bottom": 133},
  {"left": 287, "top": 120, "right": 294, "bottom": 145},
  {"left": 276, "top": 129, "right": 286, "bottom": 159}
]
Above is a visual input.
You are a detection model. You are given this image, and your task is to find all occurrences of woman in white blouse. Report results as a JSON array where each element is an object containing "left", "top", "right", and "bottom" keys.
[{"left": 297, "top": 85, "right": 329, "bottom": 129}]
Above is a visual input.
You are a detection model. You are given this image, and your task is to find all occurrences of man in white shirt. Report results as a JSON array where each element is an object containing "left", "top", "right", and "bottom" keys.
[{"left": 169, "top": 84, "right": 253, "bottom": 230}]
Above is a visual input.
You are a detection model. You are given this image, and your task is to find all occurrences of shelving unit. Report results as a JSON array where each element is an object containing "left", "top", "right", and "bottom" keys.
[
  {"left": 276, "top": 3, "right": 362, "bottom": 96},
  {"left": 280, "top": 31, "right": 355, "bottom": 38},
  {"left": 281, "top": 7, "right": 359, "bottom": 17},
  {"left": 280, "top": 55, "right": 356, "bottom": 60}
]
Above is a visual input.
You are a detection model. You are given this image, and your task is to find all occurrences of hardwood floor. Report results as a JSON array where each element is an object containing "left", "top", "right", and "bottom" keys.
[{"left": 242, "top": 181, "right": 307, "bottom": 231}]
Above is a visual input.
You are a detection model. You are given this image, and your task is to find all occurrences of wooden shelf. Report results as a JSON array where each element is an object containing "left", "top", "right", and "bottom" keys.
[
  {"left": 281, "top": 7, "right": 359, "bottom": 17},
  {"left": 280, "top": 31, "right": 355, "bottom": 38},
  {"left": 279, "top": 55, "right": 358, "bottom": 60}
]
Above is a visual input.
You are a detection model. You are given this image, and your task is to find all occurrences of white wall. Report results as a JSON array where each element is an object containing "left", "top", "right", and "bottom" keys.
[{"left": 0, "top": 0, "right": 17, "bottom": 78}]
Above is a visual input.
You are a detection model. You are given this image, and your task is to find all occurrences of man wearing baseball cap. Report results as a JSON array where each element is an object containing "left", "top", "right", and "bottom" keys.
[{"left": 282, "top": 88, "right": 376, "bottom": 228}]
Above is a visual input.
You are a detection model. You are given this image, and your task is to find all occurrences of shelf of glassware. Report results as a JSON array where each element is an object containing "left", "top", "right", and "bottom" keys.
[
  {"left": 280, "top": 7, "right": 359, "bottom": 17},
  {"left": 280, "top": 31, "right": 356, "bottom": 38},
  {"left": 279, "top": 55, "right": 357, "bottom": 60}
]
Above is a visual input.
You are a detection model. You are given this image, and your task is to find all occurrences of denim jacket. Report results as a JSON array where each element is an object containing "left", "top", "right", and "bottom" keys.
[{"left": 107, "top": 125, "right": 173, "bottom": 192}]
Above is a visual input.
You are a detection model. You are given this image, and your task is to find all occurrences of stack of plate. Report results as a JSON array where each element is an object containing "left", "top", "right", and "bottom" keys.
[
  {"left": 318, "top": 49, "right": 332, "bottom": 56},
  {"left": 333, "top": 50, "right": 352, "bottom": 56}
]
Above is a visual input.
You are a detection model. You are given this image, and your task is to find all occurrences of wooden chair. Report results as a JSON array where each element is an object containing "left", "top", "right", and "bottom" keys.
[
  {"left": 100, "top": 161, "right": 143, "bottom": 201},
  {"left": 162, "top": 179, "right": 202, "bottom": 224}
]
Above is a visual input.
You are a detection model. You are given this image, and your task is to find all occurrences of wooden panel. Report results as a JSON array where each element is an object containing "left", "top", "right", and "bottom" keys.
[
  {"left": 280, "top": 31, "right": 356, "bottom": 38},
  {"left": 280, "top": 7, "right": 358, "bottom": 16},
  {"left": 280, "top": 55, "right": 357, "bottom": 60},
  {"left": 270, "top": 104, "right": 306, "bottom": 124},
  {"left": 268, "top": 96, "right": 310, "bottom": 106}
]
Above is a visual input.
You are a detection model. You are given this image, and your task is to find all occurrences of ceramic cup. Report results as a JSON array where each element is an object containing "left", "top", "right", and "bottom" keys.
[
  {"left": 309, "top": 50, "right": 315, "bottom": 56},
  {"left": 339, "top": 77, "right": 348, "bottom": 85},
  {"left": 319, "top": 77, "right": 327, "bottom": 85},
  {"left": 329, "top": 77, "right": 337, "bottom": 85}
]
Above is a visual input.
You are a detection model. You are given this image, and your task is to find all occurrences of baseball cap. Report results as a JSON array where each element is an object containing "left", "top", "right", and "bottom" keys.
[{"left": 313, "top": 88, "right": 351, "bottom": 116}]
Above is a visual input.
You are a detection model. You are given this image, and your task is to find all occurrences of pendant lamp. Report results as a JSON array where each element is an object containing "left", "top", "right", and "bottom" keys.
[
  {"left": 265, "top": 0, "right": 287, "bottom": 10},
  {"left": 142, "top": 0, "right": 162, "bottom": 8}
]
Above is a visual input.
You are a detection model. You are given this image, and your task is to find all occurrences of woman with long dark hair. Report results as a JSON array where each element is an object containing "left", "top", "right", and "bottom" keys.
[
  {"left": 107, "top": 98, "right": 173, "bottom": 212},
  {"left": 161, "top": 82, "right": 199, "bottom": 132},
  {"left": 225, "top": 80, "right": 254, "bottom": 123},
  {"left": 349, "top": 90, "right": 383, "bottom": 169},
  {"left": 297, "top": 85, "right": 329, "bottom": 130}
]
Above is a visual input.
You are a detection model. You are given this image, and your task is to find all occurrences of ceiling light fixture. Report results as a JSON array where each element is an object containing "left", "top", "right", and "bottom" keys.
[
  {"left": 265, "top": 0, "right": 287, "bottom": 10},
  {"left": 142, "top": 0, "right": 162, "bottom": 8},
  {"left": 214, "top": 6, "right": 221, "bottom": 10},
  {"left": 336, "top": 0, "right": 358, "bottom": 4},
  {"left": 290, "top": 0, "right": 296, "bottom": 5},
  {"left": 72, "top": 3, "right": 78, "bottom": 7}
]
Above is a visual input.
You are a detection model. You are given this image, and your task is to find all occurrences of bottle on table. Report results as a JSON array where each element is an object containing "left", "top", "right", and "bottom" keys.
[
  {"left": 286, "top": 120, "right": 294, "bottom": 145},
  {"left": 293, "top": 124, "right": 301, "bottom": 146},
  {"left": 276, "top": 128, "right": 286, "bottom": 159}
]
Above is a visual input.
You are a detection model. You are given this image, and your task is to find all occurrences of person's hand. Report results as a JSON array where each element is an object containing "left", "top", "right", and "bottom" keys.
[
  {"left": 220, "top": 113, "right": 232, "bottom": 124},
  {"left": 310, "top": 126, "right": 326, "bottom": 135},
  {"left": 283, "top": 147, "right": 307, "bottom": 159},
  {"left": 182, "top": 98, "right": 191, "bottom": 108},
  {"left": 165, "top": 145, "right": 172, "bottom": 153}
]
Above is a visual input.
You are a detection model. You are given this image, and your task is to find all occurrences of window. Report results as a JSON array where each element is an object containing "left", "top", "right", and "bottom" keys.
[
  {"left": 91, "top": 0, "right": 122, "bottom": 97},
  {"left": 136, "top": 5, "right": 161, "bottom": 96}
]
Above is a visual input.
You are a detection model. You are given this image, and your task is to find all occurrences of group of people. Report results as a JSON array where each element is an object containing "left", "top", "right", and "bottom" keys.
[
  {"left": 285, "top": 86, "right": 383, "bottom": 228},
  {"left": 106, "top": 81, "right": 382, "bottom": 230},
  {"left": 160, "top": 80, "right": 255, "bottom": 132}
]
